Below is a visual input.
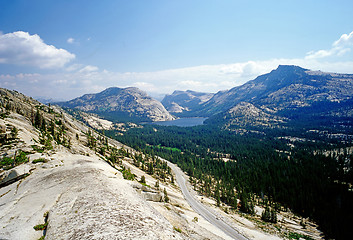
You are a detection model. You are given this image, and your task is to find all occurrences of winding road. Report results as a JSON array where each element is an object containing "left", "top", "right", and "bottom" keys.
[{"left": 167, "top": 161, "right": 248, "bottom": 240}]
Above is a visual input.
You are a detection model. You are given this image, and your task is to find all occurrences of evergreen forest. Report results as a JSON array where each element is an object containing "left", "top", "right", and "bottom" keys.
[{"left": 105, "top": 122, "right": 353, "bottom": 239}]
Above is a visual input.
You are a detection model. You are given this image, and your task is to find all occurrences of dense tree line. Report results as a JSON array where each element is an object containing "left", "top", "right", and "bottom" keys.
[{"left": 105, "top": 124, "right": 353, "bottom": 239}]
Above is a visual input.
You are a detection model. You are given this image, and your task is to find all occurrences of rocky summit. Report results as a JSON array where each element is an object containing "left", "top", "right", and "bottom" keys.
[
  {"left": 58, "top": 87, "right": 175, "bottom": 122},
  {"left": 199, "top": 65, "right": 353, "bottom": 116},
  {"left": 193, "top": 65, "right": 353, "bottom": 129}
]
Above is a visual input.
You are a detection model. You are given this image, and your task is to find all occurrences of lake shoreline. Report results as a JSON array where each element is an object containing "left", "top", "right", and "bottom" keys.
[{"left": 150, "top": 117, "right": 208, "bottom": 127}]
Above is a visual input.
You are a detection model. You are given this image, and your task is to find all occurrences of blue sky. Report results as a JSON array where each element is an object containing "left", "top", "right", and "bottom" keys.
[{"left": 0, "top": 0, "right": 353, "bottom": 100}]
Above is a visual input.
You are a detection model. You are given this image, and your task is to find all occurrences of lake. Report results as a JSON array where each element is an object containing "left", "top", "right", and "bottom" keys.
[{"left": 152, "top": 117, "right": 208, "bottom": 127}]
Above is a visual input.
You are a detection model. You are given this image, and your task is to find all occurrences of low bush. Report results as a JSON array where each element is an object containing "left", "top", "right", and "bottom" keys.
[
  {"left": 32, "top": 158, "right": 47, "bottom": 164},
  {"left": 33, "top": 222, "right": 47, "bottom": 231}
]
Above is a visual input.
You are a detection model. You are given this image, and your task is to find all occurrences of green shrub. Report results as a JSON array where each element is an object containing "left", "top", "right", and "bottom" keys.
[
  {"left": 33, "top": 222, "right": 47, "bottom": 231},
  {"left": 32, "top": 158, "right": 47, "bottom": 164},
  {"left": 0, "top": 151, "right": 29, "bottom": 168},
  {"left": 140, "top": 175, "right": 146, "bottom": 184},
  {"left": 31, "top": 145, "right": 44, "bottom": 153},
  {"left": 15, "top": 151, "right": 29, "bottom": 164},
  {"left": 0, "top": 156, "right": 13, "bottom": 167},
  {"left": 164, "top": 188, "right": 169, "bottom": 203},
  {"left": 120, "top": 168, "right": 135, "bottom": 180}
]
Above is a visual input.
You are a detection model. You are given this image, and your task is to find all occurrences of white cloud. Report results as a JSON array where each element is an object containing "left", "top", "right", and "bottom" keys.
[
  {"left": 2, "top": 31, "right": 353, "bottom": 101},
  {"left": 67, "top": 37, "right": 75, "bottom": 44},
  {"left": 66, "top": 63, "right": 83, "bottom": 72},
  {"left": 333, "top": 31, "right": 353, "bottom": 47},
  {"left": 306, "top": 31, "right": 353, "bottom": 59},
  {"left": 4, "top": 57, "right": 353, "bottom": 101},
  {"left": 79, "top": 65, "right": 99, "bottom": 73},
  {"left": 0, "top": 31, "right": 75, "bottom": 68}
]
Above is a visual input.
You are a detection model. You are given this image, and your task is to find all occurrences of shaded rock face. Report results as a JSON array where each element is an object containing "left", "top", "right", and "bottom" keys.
[
  {"left": 162, "top": 90, "right": 214, "bottom": 113},
  {"left": 58, "top": 87, "right": 175, "bottom": 122},
  {"left": 0, "top": 169, "right": 18, "bottom": 184}
]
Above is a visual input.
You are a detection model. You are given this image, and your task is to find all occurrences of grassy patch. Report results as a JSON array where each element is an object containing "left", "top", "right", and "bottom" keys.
[
  {"left": 153, "top": 144, "right": 181, "bottom": 153},
  {"left": 287, "top": 232, "right": 313, "bottom": 240},
  {"left": 173, "top": 226, "right": 182, "bottom": 233},
  {"left": 140, "top": 182, "right": 151, "bottom": 187}
]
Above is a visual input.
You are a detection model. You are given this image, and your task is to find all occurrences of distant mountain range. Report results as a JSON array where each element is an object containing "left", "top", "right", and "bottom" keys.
[
  {"left": 198, "top": 65, "right": 353, "bottom": 115},
  {"left": 57, "top": 65, "right": 353, "bottom": 128},
  {"left": 57, "top": 87, "right": 174, "bottom": 122},
  {"left": 161, "top": 65, "right": 353, "bottom": 128}
]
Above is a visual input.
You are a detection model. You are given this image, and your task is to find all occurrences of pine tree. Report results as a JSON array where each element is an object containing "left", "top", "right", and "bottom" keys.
[
  {"left": 270, "top": 208, "right": 277, "bottom": 223},
  {"left": 239, "top": 190, "right": 254, "bottom": 214},
  {"left": 34, "top": 108, "right": 41, "bottom": 128},
  {"left": 262, "top": 206, "right": 271, "bottom": 222},
  {"left": 262, "top": 206, "right": 277, "bottom": 223},
  {"left": 140, "top": 175, "right": 146, "bottom": 184},
  {"left": 148, "top": 162, "right": 154, "bottom": 175},
  {"left": 164, "top": 188, "right": 169, "bottom": 203}
]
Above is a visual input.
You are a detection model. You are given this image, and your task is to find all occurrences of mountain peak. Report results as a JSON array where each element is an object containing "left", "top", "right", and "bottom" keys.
[
  {"left": 197, "top": 66, "right": 353, "bottom": 116},
  {"left": 274, "top": 65, "right": 308, "bottom": 74},
  {"left": 58, "top": 87, "right": 174, "bottom": 122}
]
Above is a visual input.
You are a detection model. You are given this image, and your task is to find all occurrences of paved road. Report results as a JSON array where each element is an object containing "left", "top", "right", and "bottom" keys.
[{"left": 167, "top": 161, "right": 248, "bottom": 240}]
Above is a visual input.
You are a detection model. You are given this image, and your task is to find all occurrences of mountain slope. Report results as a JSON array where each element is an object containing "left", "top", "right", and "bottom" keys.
[
  {"left": 58, "top": 87, "right": 175, "bottom": 122},
  {"left": 200, "top": 65, "right": 353, "bottom": 116},
  {"left": 199, "top": 65, "right": 353, "bottom": 129},
  {"left": 0, "top": 88, "right": 182, "bottom": 239},
  {"left": 2, "top": 88, "right": 301, "bottom": 240},
  {"left": 2, "top": 88, "right": 245, "bottom": 240},
  {"left": 161, "top": 90, "right": 213, "bottom": 114}
]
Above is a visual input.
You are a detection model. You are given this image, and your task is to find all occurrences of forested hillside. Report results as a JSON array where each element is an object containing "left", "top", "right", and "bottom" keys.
[{"left": 106, "top": 123, "right": 353, "bottom": 239}]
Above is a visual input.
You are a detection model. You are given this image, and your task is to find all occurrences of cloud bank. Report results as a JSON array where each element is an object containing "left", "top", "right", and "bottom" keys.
[
  {"left": 0, "top": 31, "right": 75, "bottom": 68},
  {"left": 1, "top": 31, "right": 353, "bottom": 100}
]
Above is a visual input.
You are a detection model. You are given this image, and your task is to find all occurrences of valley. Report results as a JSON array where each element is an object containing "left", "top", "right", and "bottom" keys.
[
  {"left": 2, "top": 1, "right": 353, "bottom": 239},
  {"left": 0, "top": 89, "right": 248, "bottom": 239},
  {"left": 1, "top": 65, "right": 353, "bottom": 240},
  {"left": 99, "top": 65, "right": 353, "bottom": 239}
]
